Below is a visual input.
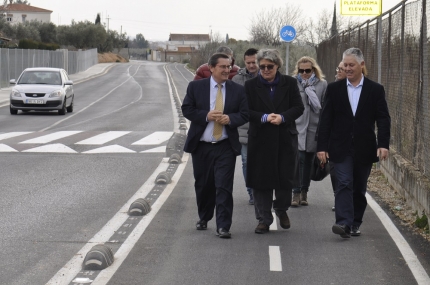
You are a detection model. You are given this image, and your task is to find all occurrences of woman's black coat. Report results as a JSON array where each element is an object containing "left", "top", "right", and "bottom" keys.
[{"left": 245, "top": 73, "right": 304, "bottom": 190}]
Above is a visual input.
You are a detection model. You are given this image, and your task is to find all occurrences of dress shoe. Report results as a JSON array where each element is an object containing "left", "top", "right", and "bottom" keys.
[
  {"left": 351, "top": 225, "right": 361, "bottom": 236},
  {"left": 255, "top": 223, "right": 269, "bottom": 234},
  {"left": 196, "top": 220, "right": 207, "bottom": 230},
  {"left": 216, "top": 228, "right": 231, "bottom": 238},
  {"left": 332, "top": 224, "right": 351, "bottom": 238},
  {"left": 275, "top": 211, "right": 291, "bottom": 229}
]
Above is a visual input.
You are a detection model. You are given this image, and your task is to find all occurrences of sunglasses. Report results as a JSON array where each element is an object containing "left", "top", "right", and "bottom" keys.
[
  {"left": 259, "top": 64, "right": 275, "bottom": 70},
  {"left": 298, "top": 68, "right": 313, "bottom": 74}
]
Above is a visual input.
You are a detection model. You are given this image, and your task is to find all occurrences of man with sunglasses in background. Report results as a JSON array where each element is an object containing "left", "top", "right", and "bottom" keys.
[
  {"left": 317, "top": 48, "right": 391, "bottom": 239},
  {"left": 182, "top": 53, "right": 248, "bottom": 238},
  {"left": 194, "top": 46, "right": 240, "bottom": 80},
  {"left": 232, "top": 48, "right": 259, "bottom": 205}
]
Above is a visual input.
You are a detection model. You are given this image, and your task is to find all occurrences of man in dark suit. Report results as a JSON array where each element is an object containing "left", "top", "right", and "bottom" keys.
[
  {"left": 182, "top": 53, "right": 248, "bottom": 238},
  {"left": 317, "top": 47, "right": 391, "bottom": 238}
]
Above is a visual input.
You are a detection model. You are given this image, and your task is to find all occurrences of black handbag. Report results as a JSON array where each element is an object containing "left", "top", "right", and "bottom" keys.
[{"left": 310, "top": 155, "right": 330, "bottom": 181}]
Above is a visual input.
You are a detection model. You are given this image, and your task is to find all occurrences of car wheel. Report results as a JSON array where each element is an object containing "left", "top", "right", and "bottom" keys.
[
  {"left": 10, "top": 105, "right": 18, "bottom": 115},
  {"left": 58, "top": 100, "right": 66, "bottom": 115},
  {"left": 66, "top": 95, "right": 74, "bottom": 113}
]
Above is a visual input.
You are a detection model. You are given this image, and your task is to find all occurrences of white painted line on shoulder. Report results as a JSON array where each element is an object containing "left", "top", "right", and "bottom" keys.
[
  {"left": 75, "top": 131, "right": 131, "bottom": 145},
  {"left": 0, "top": 132, "right": 33, "bottom": 141},
  {"left": 269, "top": 246, "right": 282, "bottom": 272},
  {"left": 19, "top": 131, "right": 82, "bottom": 144},
  {"left": 22, "top": 143, "right": 77, "bottom": 153},
  {"left": 367, "top": 193, "right": 430, "bottom": 285},
  {"left": 271, "top": 212, "right": 278, "bottom": 230},
  {"left": 131, "top": 131, "right": 173, "bottom": 145}
]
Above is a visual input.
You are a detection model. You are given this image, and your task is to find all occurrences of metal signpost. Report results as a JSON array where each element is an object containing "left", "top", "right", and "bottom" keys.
[{"left": 279, "top": 25, "right": 296, "bottom": 74}]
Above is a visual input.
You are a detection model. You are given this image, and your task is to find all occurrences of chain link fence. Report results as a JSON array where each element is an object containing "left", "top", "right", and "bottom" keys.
[
  {"left": 0, "top": 48, "right": 98, "bottom": 88},
  {"left": 317, "top": 0, "right": 429, "bottom": 180}
]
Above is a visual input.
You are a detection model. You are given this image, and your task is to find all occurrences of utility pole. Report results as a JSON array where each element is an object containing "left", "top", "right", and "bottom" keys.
[{"left": 107, "top": 15, "right": 110, "bottom": 32}]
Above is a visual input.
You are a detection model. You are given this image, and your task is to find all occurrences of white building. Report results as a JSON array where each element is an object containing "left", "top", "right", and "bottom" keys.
[
  {"left": 0, "top": 3, "right": 52, "bottom": 24},
  {"left": 166, "top": 34, "right": 210, "bottom": 51}
]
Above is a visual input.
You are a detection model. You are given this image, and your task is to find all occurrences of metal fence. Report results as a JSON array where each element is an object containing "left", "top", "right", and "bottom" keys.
[
  {"left": 0, "top": 48, "right": 98, "bottom": 88},
  {"left": 317, "top": 0, "right": 429, "bottom": 179}
]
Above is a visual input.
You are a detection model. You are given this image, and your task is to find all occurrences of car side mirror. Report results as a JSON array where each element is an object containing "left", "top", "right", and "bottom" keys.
[
  {"left": 9, "top": 79, "right": 16, "bottom": 85},
  {"left": 64, "top": 80, "right": 73, "bottom": 85}
]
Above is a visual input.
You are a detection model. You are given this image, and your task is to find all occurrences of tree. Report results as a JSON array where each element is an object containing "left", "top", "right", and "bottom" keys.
[
  {"left": 95, "top": 13, "right": 101, "bottom": 25},
  {"left": 249, "top": 5, "right": 304, "bottom": 46},
  {"left": 134, "top": 33, "right": 148, "bottom": 48},
  {"left": 14, "top": 0, "right": 30, "bottom": 4},
  {"left": 57, "top": 20, "right": 106, "bottom": 49}
]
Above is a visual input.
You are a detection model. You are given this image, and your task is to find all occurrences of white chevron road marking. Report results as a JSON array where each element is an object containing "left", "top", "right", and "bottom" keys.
[
  {"left": 75, "top": 131, "right": 131, "bottom": 145},
  {"left": 0, "top": 132, "right": 33, "bottom": 141},
  {"left": 132, "top": 131, "right": 173, "bottom": 145},
  {"left": 20, "top": 131, "right": 82, "bottom": 144},
  {"left": 22, "top": 143, "right": 77, "bottom": 153}
]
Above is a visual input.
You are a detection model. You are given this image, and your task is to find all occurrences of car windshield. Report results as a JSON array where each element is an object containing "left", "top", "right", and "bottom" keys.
[{"left": 18, "top": 71, "right": 62, "bottom": 85}]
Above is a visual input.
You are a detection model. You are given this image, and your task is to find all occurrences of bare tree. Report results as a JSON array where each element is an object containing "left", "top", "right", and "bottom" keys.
[
  {"left": 303, "top": 9, "right": 362, "bottom": 46},
  {"left": 248, "top": 5, "right": 304, "bottom": 46}
]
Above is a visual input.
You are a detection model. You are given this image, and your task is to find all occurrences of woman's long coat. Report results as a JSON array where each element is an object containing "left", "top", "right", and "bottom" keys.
[{"left": 245, "top": 73, "right": 304, "bottom": 190}]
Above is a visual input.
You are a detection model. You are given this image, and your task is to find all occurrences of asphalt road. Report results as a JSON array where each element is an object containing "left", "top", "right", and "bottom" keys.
[{"left": 0, "top": 61, "right": 428, "bottom": 285}]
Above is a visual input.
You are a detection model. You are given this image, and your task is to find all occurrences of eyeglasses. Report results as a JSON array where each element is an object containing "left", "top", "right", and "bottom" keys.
[
  {"left": 298, "top": 68, "right": 313, "bottom": 74},
  {"left": 216, "top": 65, "right": 232, "bottom": 70},
  {"left": 336, "top": 67, "right": 345, "bottom": 72},
  {"left": 259, "top": 64, "right": 275, "bottom": 70}
]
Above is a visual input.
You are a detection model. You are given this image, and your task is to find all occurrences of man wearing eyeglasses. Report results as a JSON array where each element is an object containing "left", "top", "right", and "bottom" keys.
[
  {"left": 194, "top": 46, "right": 240, "bottom": 80},
  {"left": 182, "top": 53, "right": 248, "bottom": 239},
  {"left": 232, "top": 48, "right": 259, "bottom": 205},
  {"left": 317, "top": 47, "right": 391, "bottom": 239}
]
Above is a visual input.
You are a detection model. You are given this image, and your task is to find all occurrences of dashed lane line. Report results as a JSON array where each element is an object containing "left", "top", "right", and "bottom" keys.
[{"left": 269, "top": 246, "right": 282, "bottom": 272}]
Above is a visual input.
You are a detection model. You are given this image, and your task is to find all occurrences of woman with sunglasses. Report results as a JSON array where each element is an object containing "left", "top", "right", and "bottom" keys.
[
  {"left": 291, "top": 56, "right": 327, "bottom": 207},
  {"left": 244, "top": 49, "right": 304, "bottom": 234}
]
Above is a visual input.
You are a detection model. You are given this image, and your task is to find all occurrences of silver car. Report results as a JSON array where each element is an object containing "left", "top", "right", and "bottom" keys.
[{"left": 9, "top": 67, "right": 74, "bottom": 115}]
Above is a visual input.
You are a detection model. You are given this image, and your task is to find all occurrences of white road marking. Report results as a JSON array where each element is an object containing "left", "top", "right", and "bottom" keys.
[
  {"left": 140, "top": 146, "right": 166, "bottom": 153},
  {"left": 0, "top": 144, "right": 18, "bottom": 152},
  {"left": 82, "top": 145, "right": 136, "bottom": 153},
  {"left": 19, "top": 131, "right": 82, "bottom": 144},
  {"left": 269, "top": 246, "right": 282, "bottom": 272},
  {"left": 131, "top": 131, "right": 173, "bottom": 145},
  {"left": 0, "top": 132, "right": 32, "bottom": 141},
  {"left": 22, "top": 143, "right": 77, "bottom": 153},
  {"left": 75, "top": 131, "right": 131, "bottom": 145},
  {"left": 367, "top": 193, "right": 430, "bottom": 284},
  {"left": 271, "top": 212, "right": 278, "bottom": 230}
]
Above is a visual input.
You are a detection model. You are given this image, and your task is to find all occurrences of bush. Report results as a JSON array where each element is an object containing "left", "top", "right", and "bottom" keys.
[{"left": 18, "top": 39, "right": 60, "bottom": 50}]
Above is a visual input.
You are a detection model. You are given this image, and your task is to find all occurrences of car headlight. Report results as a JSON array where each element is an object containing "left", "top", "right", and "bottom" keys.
[
  {"left": 49, "top": 90, "right": 63, "bottom": 98},
  {"left": 11, "top": 90, "right": 22, "bottom": 97}
]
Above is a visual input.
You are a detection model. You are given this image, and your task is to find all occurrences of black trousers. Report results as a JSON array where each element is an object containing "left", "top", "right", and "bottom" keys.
[
  {"left": 332, "top": 155, "right": 372, "bottom": 227},
  {"left": 253, "top": 188, "right": 291, "bottom": 226},
  {"left": 191, "top": 140, "right": 236, "bottom": 231}
]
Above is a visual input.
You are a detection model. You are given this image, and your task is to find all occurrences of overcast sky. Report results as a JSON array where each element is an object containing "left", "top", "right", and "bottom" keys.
[{"left": 29, "top": 0, "right": 403, "bottom": 41}]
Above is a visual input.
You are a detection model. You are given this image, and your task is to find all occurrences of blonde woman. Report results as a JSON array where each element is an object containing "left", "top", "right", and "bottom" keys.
[{"left": 291, "top": 56, "right": 327, "bottom": 207}]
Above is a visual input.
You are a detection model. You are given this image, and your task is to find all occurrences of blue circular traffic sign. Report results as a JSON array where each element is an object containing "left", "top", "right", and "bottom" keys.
[{"left": 279, "top": 25, "right": 296, "bottom": 42}]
